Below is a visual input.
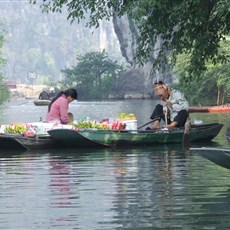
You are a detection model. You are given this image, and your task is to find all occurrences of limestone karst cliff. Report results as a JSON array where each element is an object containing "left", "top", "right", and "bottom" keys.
[{"left": 110, "top": 14, "right": 173, "bottom": 99}]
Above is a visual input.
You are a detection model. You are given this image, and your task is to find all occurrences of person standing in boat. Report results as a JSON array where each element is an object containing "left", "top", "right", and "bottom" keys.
[
  {"left": 148, "top": 81, "right": 189, "bottom": 129},
  {"left": 39, "top": 90, "right": 50, "bottom": 100},
  {"left": 46, "top": 88, "right": 78, "bottom": 124}
]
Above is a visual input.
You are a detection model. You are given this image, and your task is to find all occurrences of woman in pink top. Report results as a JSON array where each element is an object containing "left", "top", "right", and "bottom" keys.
[{"left": 46, "top": 88, "right": 78, "bottom": 124}]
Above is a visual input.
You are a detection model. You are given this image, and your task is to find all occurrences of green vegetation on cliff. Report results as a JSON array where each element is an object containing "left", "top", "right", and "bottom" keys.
[
  {"left": 0, "top": 25, "right": 10, "bottom": 104},
  {"left": 61, "top": 51, "right": 124, "bottom": 99}
]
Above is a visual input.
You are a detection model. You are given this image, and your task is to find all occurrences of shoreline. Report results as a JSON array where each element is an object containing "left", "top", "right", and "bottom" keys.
[{"left": 9, "top": 84, "right": 46, "bottom": 99}]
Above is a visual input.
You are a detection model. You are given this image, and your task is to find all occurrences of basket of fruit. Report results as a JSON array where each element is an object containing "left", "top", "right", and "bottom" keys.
[{"left": 117, "top": 112, "right": 137, "bottom": 130}]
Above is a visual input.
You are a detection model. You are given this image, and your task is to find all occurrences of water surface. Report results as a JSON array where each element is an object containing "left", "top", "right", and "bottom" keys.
[{"left": 0, "top": 99, "right": 230, "bottom": 229}]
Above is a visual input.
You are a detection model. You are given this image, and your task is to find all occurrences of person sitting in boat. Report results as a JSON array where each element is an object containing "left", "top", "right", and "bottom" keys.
[
  {"left": 148, "top": 80, "right": 189, "bottom": 129},
  {"left": 49, "top": 87, "right": 56, "bottom": 100},
  {"left": 46, "top": 88, "right": 78, "bottom": 124},
  {"left": 68, "top": 112, "right": 74, "bottom": 124},
  {"left": 39, "top": 90, "right": 50, "bottom": 100}
]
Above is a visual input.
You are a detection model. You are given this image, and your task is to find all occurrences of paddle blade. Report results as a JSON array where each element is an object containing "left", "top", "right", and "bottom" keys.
[
  {"left": 183, "top": 133, "right": 190, "bottom": 147},
  {"left": 182, "top": 119, "right": 191, "bottom": 148}
]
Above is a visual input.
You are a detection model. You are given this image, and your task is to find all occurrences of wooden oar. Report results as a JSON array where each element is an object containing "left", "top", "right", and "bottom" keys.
[
  {"left": 165, "top": 110, "right": 168, "bottom": 127},
  {"left": 137, "top": 117, "right": 160, "bottom": 130},
  {"left": 182, "top": 117, "right": 191, "bottom": 147}
]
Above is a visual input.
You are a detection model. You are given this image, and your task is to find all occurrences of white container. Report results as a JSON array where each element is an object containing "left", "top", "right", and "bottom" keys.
[
  {"left": 124, "top": 120, "right": 137, "bottom": 130},
  {"left": 193, "top": 119, "right": 203, "bottom": 125}
]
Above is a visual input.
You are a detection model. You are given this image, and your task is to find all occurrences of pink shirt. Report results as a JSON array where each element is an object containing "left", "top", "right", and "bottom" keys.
[{"left": 46, "top": 94, "right": 69, "bottom": 124}]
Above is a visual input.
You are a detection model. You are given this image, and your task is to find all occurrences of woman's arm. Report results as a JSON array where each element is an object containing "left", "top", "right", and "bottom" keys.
[{"left": 59, "top": 97, "right": 69, "bottom": 124}]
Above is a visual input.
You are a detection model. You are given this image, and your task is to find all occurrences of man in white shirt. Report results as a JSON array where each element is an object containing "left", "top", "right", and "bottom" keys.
[{"left": 149, "top": 81, "right": 189, "bottom": 129}]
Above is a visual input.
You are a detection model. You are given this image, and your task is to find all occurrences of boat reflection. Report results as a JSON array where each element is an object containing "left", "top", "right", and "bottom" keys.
[{"left": 1, "top": 144, "right": 229, "bottom": 228}]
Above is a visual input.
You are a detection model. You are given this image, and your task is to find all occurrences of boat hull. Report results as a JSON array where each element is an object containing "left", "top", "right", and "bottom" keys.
[
  {"left": 49, "top": 123, "right": 223, "bottom": 148},
  {"left": 15, "top": 134, "right": 57, "bottom": 150},
  {"left": 188, "top": 123, "right": 223, "bottom": 141},
  {"left": 80, "top": 123, "right": 223, "bottom": 147},
  {"left": 0, "top": 134, "right": 57, "bottom": 151},
  {"left": 33, "top": 99, "right": 51, "bottom": 106},
  {"left": 48, "top": 129, "right": 108, "bottom": 148},
  {"left": 190, "top": 147, "right": 230, "bottom": 169},
  {"left": 0, "top": 134, "right": 28, "bottom": 150},
  {"left": 2, "top": 123, "right": 221, "bottom": 150}
]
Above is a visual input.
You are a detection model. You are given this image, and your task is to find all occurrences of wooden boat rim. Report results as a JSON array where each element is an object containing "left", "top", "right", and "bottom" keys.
[
  {"left": 190, "top": 147, "right": 230, "bottom": 152},
  {"left": 49, "top": 122, "right": 223, "bottom": 135},
  {"left": 33, "top": 99, "right": 51, "bottom": 106}
]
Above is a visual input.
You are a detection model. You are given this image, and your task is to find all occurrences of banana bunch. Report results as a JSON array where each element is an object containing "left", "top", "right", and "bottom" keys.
[
  {"left": 73, "top": 121, "right": 109, "bottom": 130},
  {"left": 4, "top": 124, "right": 27, "bottom": 134},
  {"left": 118, "top": 112, "right": 136, "bottom": 120}
]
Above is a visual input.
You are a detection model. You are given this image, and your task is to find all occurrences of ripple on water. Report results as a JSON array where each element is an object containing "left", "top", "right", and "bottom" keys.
[{"left": 0, "top": 117, "right": 229, "bottom": 228}]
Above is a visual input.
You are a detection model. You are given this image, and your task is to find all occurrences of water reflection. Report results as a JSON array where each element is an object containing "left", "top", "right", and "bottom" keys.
[
  {"left": 109, "top": 146, "right": 190, "bottom": 228},
  {"left": 49, "top": 157, "right": 78, "bottom": 208},
  {"left": 0, "top": 146, "right": 230, "bottom": 228},
  {"left": 1, "top": 99, "right": 230, "bottom": 228}
]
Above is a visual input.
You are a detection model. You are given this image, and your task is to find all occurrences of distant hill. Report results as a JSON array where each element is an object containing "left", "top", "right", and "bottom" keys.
[{"left": 0, "top": 1, "right": 124, "bottom": 85}]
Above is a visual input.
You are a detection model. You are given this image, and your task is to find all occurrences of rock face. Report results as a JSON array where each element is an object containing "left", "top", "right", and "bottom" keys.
[
  {"left": 109, "top": 67, "right": 153, "bottom": 99},
  {"left": 111, "top": 14, "right": 173, "bottom": 99}
]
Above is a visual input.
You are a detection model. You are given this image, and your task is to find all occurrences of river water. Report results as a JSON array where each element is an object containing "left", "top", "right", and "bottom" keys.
[{"left": 0, "top": 99, "right": 230, "bottom": 229}]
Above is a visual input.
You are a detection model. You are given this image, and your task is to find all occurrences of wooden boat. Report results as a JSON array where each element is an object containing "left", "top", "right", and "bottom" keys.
[
  {"left": 0, "top": 134, "right": 28, "bottom": 150},
  {"left": 48, "top": 123, "right": 223, "bottom": 148},
  {"left": 189, "top": 104, "right": 230, "bottom": 113},
  {"left": 16, "top": 134, "right": 58, "bottom": 150},
  {"left": 0, "top": 133, "right": 57, "bottom": 151},
  {"left": 33, "top": 99, "right": 51, "bottom": 106},
  {"left": 0, "top": 123, "right": 80, "bottom": 150},
  {"left": 48, "top": 129, "right": 108, "bottom": 148},
  {"left": 190, "top": 147, "right": 230, "bottom": 169}
]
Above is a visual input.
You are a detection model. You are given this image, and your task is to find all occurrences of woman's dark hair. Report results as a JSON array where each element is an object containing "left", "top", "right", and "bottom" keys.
[{"left": 48, "top": 88, "right": 78, "bottom": 112}]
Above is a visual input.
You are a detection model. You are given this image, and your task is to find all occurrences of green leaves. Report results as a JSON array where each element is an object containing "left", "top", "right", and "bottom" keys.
[
  {"left": 0, "top": 75, "right": 10, "bottom": 104},
  {"left": 31, "top": 0, "right": 230, "bottom": 75},
  {"left": 174, "top": 36, "right": 230, "bottom": 105},
  {"left": 61, "top": 51, "right": 124, "bottom": 99},
  {"left": 0, "top": 25, "right": 10, "bottom": 104}
]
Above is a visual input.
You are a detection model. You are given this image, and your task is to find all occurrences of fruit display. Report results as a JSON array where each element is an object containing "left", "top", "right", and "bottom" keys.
[
  {"left": 4, "top": 124, "right": 27, "bottom": 134},
  {"left": 72, "top": 121, "right": 110, "bottom": 130},
  {"left": 110, "top": 121, "right": 126, "bottom": 130},
  {"left": 4, "top": 123, "right": 38, "bottom": 137},
  {"left": 117, "top": 112, "right": 137, "bottom": 120}
]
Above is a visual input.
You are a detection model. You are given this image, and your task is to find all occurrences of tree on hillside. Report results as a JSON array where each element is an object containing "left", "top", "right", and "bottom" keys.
[
  {"left": 0, "top": 25, "right": 10, "bottom": 104},
  {"left": 0, "top": 27, "right": 5, "bottom": 68},
  {"left": 61, "top": 51, "right": 124, "bottom": 99},
  {"left": 174, "top": 35, "right": 230, "bottom": 106},
  {"left": 31, "top": 0, "right": 230, "bottom": 75}
]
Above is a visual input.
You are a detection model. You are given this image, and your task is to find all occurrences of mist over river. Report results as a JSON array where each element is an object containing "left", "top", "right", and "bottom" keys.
[{"left": 0, "top": 99, "right": 230, "bottom": 229}]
